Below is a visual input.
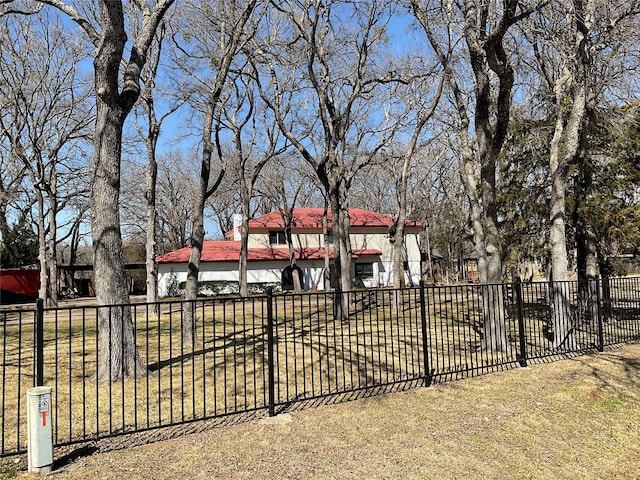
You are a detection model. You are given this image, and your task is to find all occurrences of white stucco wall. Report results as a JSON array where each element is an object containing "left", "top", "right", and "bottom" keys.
[
  {"left": 375, "top": 260, "right": 421, "bottom": 287},
  {"left": 351, "top": 229, "right": 422, "bottom": 287},
  {"left": 248, "top": 228, "right": 421, "bottom": 262},
  {"left": 158, "top": 260, "right": 327, "bottom": 297}
]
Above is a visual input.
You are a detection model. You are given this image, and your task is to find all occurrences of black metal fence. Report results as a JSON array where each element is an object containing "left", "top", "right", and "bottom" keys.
[{"left": 2, "top": 277, "right": 640, "bottom": 457}]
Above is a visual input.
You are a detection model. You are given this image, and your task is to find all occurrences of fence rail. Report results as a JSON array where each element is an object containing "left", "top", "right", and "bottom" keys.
[{"left": 2, "top": 277, "right": 640, "bottom": 457}]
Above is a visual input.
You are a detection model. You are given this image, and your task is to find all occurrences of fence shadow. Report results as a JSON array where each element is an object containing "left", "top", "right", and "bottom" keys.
[{"left": 3, "top": 278, "right": 640, "bottom": 458}]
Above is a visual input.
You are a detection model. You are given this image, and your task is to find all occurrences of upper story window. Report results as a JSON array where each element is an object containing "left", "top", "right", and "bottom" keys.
[
  {"left": 269, "top": 230, "right": 288, "bottom": 245},
  {"left": 327, "top": 230, "right": 334, "bottom": 244}
]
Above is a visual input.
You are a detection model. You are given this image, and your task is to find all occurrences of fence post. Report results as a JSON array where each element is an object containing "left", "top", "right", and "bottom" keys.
[
  {"left": 35, "top": 298, "right": 45, "bottom": 387},
  {"left": 266, "top": 288, "right": 276, "bottom": 416},
  {"left": 594, "top": 278, "right": 604, "bottom": 352},
  {"left": 419, "top": 281, "right": 432, "bottom": 387},
  {"left": 514, "top": 279, "right": 527, "bottom": 368}
]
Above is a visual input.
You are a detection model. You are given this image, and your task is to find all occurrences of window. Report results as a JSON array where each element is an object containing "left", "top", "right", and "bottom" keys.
[
  {"left": 355, "top": 262, "right": 374, "bottom": 279},
  {"left": 269, "top": 230, "right": 287, "bottom": 245}
]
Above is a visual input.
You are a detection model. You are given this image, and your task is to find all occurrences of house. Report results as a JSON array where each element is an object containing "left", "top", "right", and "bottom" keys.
[{"left": 156, "top": 208, "right": 423, "bottom": 296}]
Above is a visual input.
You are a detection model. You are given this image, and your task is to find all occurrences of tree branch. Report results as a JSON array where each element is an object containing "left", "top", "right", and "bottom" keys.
[{"left": 36, "top": 0, "right": 100, "bottom": 45}]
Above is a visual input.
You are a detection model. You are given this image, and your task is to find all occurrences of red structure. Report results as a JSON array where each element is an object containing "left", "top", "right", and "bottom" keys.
[{"left": 0, "top": 268, "right": 39, "bottom": 304}]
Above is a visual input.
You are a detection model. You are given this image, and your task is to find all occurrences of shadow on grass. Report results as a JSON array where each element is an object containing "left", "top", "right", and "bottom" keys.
[
  {"left": 146, "top": 326, "right": 266, "bottom": 374},
  {"left": 50, "top": 410, "right": 266, "bottom": 471},
  {"left": 572, "top": 344, "right": 640, "bottom": 403}
]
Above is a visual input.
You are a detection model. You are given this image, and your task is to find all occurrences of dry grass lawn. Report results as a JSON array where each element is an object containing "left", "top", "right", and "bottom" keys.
[{"left": 5, "top": 343, "right": 639, "bottom": 480}]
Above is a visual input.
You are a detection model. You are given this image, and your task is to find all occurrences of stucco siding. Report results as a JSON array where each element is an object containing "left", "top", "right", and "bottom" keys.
[
  {"left": 158, "top": 260, "right": 327, "bottom": 296},
  {"left": 247, "top": 229, "right": 421, "bottom": 261}
]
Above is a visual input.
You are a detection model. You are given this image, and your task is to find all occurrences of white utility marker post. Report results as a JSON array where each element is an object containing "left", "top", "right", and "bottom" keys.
[{"left": 27, "top": 386, "right": 53, "bottom": 475}]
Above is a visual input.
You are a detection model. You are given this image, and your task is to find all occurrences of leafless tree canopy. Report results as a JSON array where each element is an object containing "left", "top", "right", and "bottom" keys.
[{"left": 3, "top": 0, "right": 640, "bottom": 375}]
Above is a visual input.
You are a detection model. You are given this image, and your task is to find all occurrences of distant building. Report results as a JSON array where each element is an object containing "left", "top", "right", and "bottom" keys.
[
  {"left": 156, "top": 208, "right": 423, "bottom": 296},
  {"left": 0, "top": 268, "right": 39, "bottom": 304}
]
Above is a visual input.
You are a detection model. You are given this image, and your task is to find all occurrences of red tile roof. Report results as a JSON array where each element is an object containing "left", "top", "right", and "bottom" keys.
[
  {"left": 247, "top": 208, "right": 422, "bottom": 230},
  {"left": 157, "top": 241, "right": 381, "bottom": 264}
]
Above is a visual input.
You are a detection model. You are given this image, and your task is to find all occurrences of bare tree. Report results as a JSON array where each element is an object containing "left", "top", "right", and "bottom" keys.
[
  {"left": 254, "top": 0, "right": 401, "bottom": 316},
  {"left": 387, "top": 71, "right": 445, "bottom": 289},
  {"left": 154, "top": 151, "right": 199, "bottom": 252},
  {"left": 255, "top": 158, "right": 319, "bottom": 291},
  {"left": 219, "top": 66, "right": 287, "bottom": 296},
  {"left": 411, "top": 0, "right": 547, "bottom": 351},
  {"left": 0, "top": 13, "right": 93, "bottom": 306},
  {"left": 133, "top": 21, "right": 183, "bottom": 308},
  {"left": 172, "top": 0, "right": 262, "bottom": 345},
  {"left": 404, "top": 141, "right": 466, "bottom": 283},
  {"left": 0, "top": 146, "right": 28, "bottom": 246},
  {"left": 349, "top": 163, "right": 396, "bottom": 214},
  {"left": 255, "top": 158, "right": 323, "bottom": 213},
  {"left": 10, "top": 0, "right": 179, "bottom": 381},
  {"left": 207, "top": 174, "right": 243, "bottom": 238},
  {"left": 527, "top": 0, "right": 640, "bottom": 348}
]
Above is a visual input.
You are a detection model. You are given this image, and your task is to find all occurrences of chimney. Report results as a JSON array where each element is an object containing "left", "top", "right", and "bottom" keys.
[{"left": 233, "top": 213, "right": 243, "bottom": 241}]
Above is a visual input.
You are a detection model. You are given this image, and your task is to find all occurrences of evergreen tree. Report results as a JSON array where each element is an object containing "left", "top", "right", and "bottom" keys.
[
  {"left": 498, "top": 110, "right": 552, "bottom": 277},
  {"left": 0, "top": 215, "right": 38, "bottom": 268},
  {"left": 571, "top": 106, "right": 640, "bottom": 276}
]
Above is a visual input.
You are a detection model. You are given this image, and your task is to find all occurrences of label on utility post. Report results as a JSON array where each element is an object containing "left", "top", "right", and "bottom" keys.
[{"left": 38, "top": 394, "right": 50, "bottom": 427}]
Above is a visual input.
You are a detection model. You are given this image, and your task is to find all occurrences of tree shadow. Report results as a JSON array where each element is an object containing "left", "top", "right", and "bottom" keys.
[
  {"left": 146, "top": 325, "right": 266, "bottom": 373},
  {"left": 571, "top": 347, "right": 640, "bottom": 404}
]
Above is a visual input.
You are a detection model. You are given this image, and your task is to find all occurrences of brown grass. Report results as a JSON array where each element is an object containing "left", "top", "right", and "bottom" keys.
[
  {"left": 4, "top": 343, "right": 638, "bottom": 479},
  {"left": 2, "top": 293, "right": 433, "bottom": 449},
  {"left": 1, "top": 289, "right": 529, "bottom": 448},
  {"left": 3, "top": 287, "right": 640, "bottom": 479}
]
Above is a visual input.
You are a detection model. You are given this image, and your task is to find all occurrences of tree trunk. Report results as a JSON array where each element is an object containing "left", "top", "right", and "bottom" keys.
[
  {"left": 183, "top": 185, "right": 206, "bottom": 346},
  {"left": 338, "top": 203, "right": 352, "bottom": 293},
  {"left": 549, "top": 135, "right": 573, "bottom": 349},
  {"left": 287, "top": 236, "right": 302, "bottom": 293},
  {"left": 393, "top": 152, "right": 411, "bottom": 289},
  {"left": 392, "top": 214, "right": 407, "bottom": 289},
  {"left": 92, "top": 99, "right": 145, "bottom": 382},
  {"left": 37, "top": 0, "right": 176, "bottom": 381},
  {"left": 32, "top": 175, "right": 59, "bottom": 308},
  {"left": 392, "top": 195, "right": 408, "bottom": 316},
  {"left": 239, "top": 203, "right": 250, "bottom": 297},
  {"left": 284, "top": 210, "right": 303, "bottom": 293},
  {"left": 329, "top": 193, "right": 343, "bottom": 319},
  {"left": 92, "top": 0, "right": 146, "bottom": 380},
  {"left": 46, "top": 182, "right": 58, "bottom": 307},
  {"left": 36, "top": 191, "right": 48, "bottom": 303},
  {"left": 239, "top": 164, "right": 256, "bottom": 298},
  {"left": 599, "top": 260, "right": 614, "bottom": 322},
  {"left": 292, "top": 262, "right": 302, "bottom": 292},
  {"left": 548, "top": 73, "right": 587, "bottom": 349},
  {"left": 145, "top": 128, "right": 159, "bottom": 311},
  {"left": 183, "top": 98, "right": 219, "bottom": 346},
  {"left": 323, "top": 202, "right": 331, "bottom": 290},
  {"left": 575, "top": 193, "right": 599, "bottom": 325},
  {"left": 327, "top": 188, "right": 351, "bottom": 320},
  {"left": 479, "top": 139, "right": 508, "bottom": 352},
  {"left": 547, "top": 0, "right": 599, "bottom": 349},
  {"left": 463, "top": 66, "right": 509, "bottom": 350},
  {"left": 179, "top": 0, "right": 256, "bottom": 336}
]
